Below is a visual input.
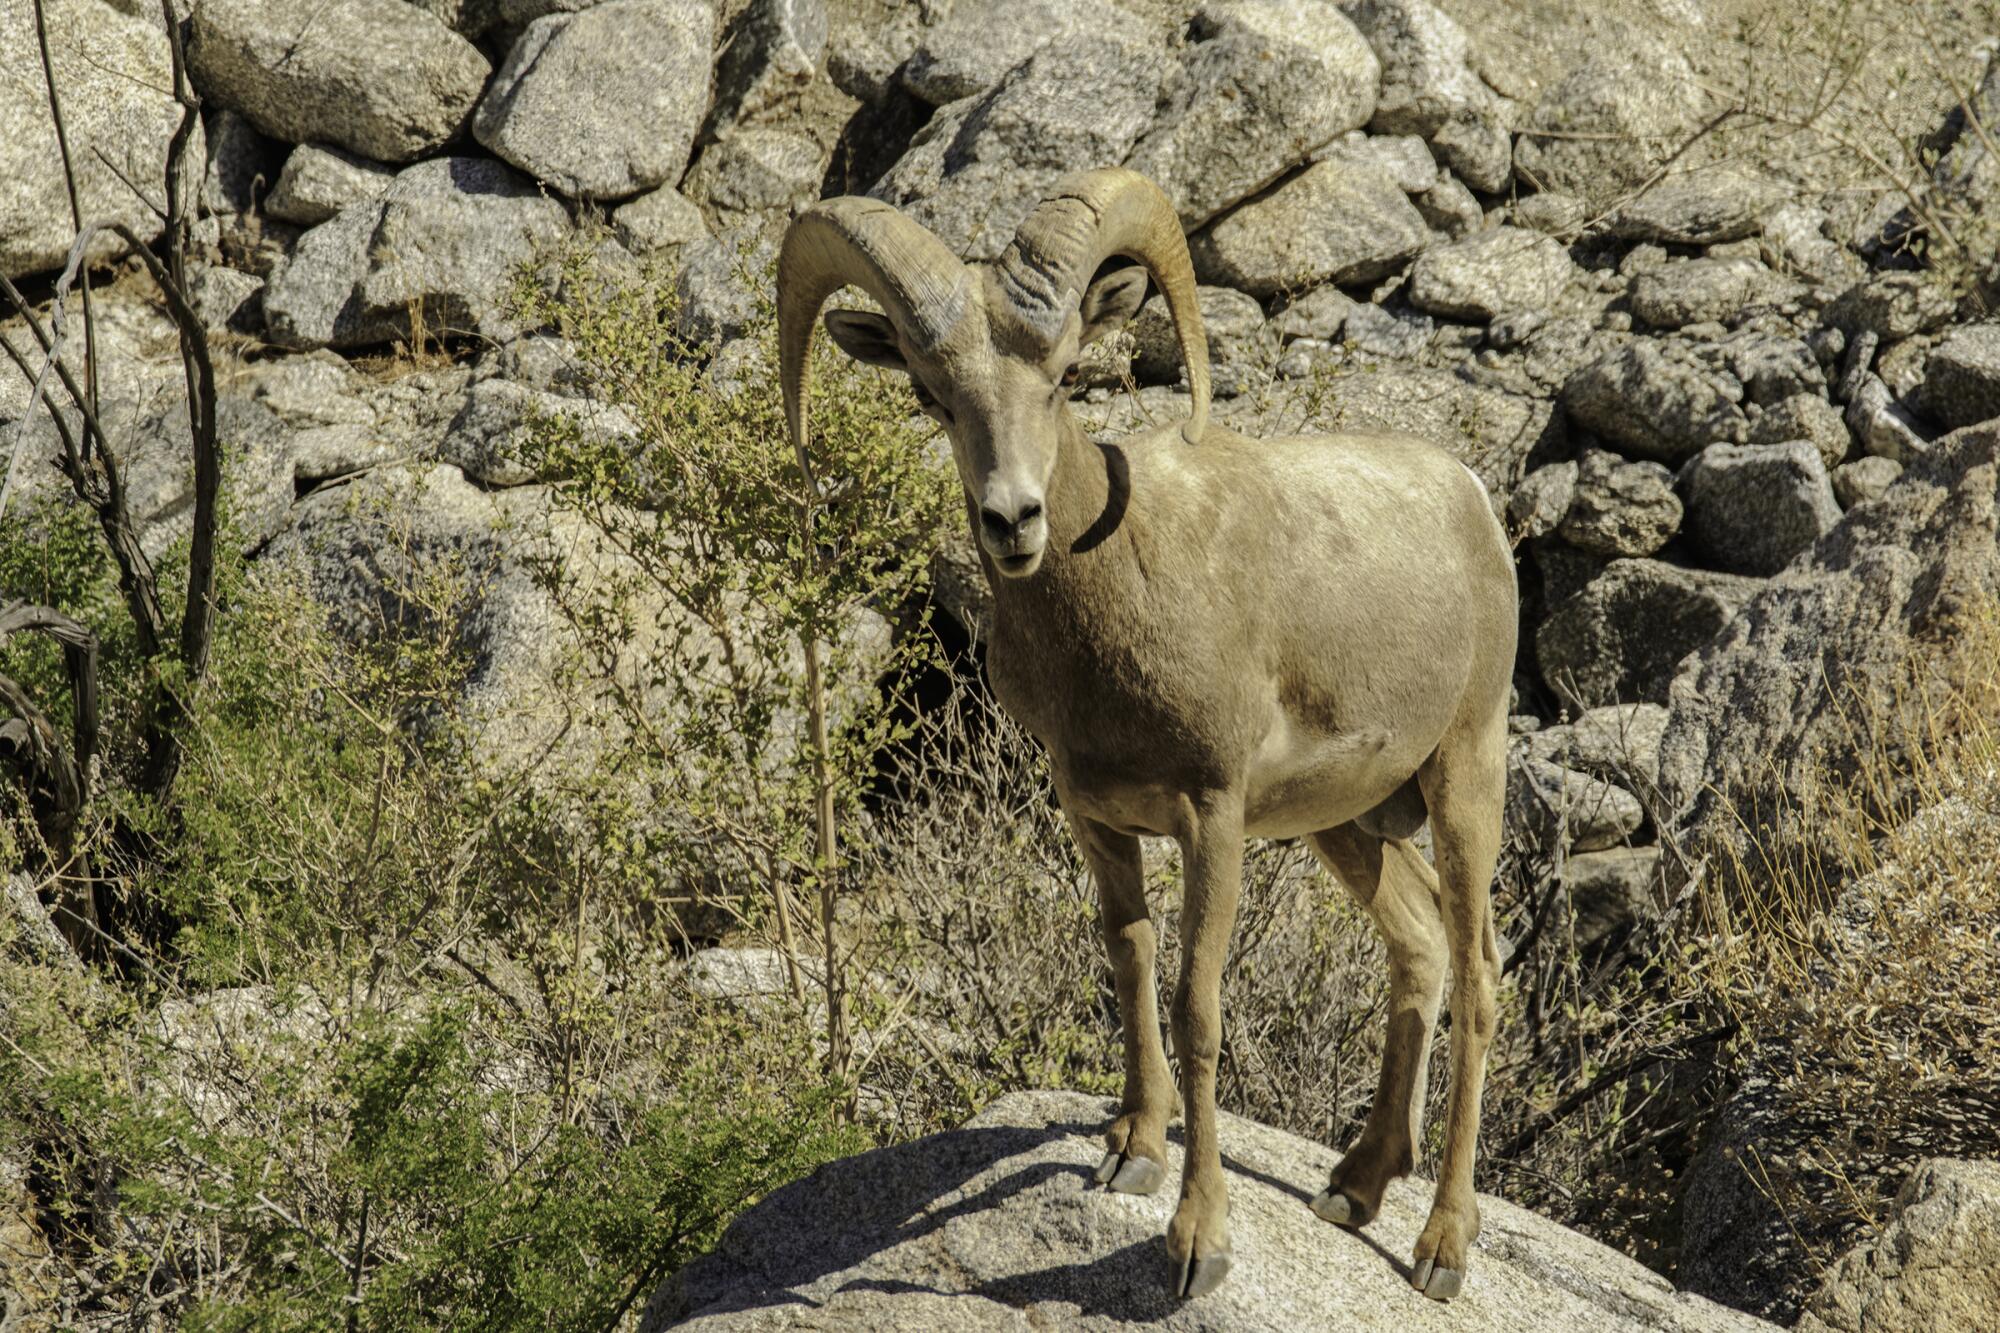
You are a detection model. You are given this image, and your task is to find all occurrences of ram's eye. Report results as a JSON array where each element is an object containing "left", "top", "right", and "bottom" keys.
[
  {"left": 910, "top": 380, "right": 951, "bottom": 423},
  {"left": 1059, "top": 364, "right": 1083, "bottom": 388}
]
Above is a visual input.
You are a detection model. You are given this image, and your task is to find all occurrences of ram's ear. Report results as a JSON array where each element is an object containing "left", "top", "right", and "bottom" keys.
[
  {"left": 822, "top": 309, "right": 908, "bottom": 371},
  {"left": 1076, "top": 267, "right": 1150, "bottom": 348}
]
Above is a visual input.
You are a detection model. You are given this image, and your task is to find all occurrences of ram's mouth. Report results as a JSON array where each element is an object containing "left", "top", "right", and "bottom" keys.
[{"left": 994, "top": 551, "right": 1042, "bottom": 578}]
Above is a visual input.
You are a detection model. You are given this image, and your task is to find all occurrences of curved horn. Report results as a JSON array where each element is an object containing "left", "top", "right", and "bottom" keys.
[
  {"left": 777, "top": 198, "right": 972, "bottom": 484},
  {"left": 993, "top": 168, "right": 1211, "bottom": 444}
]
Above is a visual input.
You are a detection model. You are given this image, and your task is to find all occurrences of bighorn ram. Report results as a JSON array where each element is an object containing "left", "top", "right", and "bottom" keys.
[{"left": 778, "top": 169, "right": 1517, "bottom": 1302}]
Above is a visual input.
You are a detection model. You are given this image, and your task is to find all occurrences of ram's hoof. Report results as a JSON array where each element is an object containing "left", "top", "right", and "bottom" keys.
[
  {"left": 1174, "top": 1249, "right": 1232, "bottom": 1299},
  {"left": 1094, "top": 1150, "right": 1166, "bottom": 1195},
  {"left": 1310, "top": 1189, "right": 1356, "bottom": 1226},
  {"left": 1411, "top": 1258, "right": 1464, "bottom": 1302}
]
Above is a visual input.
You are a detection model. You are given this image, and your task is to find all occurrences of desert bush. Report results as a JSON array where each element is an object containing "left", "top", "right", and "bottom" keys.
[
  {"left": 1, "top": 501, "right": 863, "bottom": 1328},
  {"left": 508, "top": 238, "right": 957, "bottom": 1093}
]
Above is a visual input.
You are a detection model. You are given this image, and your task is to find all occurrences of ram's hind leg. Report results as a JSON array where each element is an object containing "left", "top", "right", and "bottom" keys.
[
  {"left": 1307, "top": 823, "right": 1446, "bottom": 1230},
  {"left": 1408, "top": 715, "right": 1507, "bottom": 1302},
  {"left": 1064, "top": 809, "right": 1174, "bottom": 1196}
]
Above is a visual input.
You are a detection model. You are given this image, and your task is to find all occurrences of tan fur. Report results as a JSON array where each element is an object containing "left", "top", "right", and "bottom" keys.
[{"left": 784, "top": 175, "right": 1518, "bottom": 1302}]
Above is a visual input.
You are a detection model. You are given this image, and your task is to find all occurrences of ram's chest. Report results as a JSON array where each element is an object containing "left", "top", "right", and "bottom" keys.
[{"left": 986, "top": 603, "right": 1263, "bottom": 795}]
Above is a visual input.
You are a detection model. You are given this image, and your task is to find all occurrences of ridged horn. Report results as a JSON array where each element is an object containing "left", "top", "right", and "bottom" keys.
[
  {"left": 993, "top": 168, "right": 1211, "bottom": 444},
  {"left": 777, "top": 197, "right": 972, "bottom": 484}
]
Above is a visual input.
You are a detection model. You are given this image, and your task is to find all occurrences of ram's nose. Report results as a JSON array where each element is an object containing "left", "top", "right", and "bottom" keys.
[{"left": 978, "top": 494, "right": 1047, "bottom": 576}]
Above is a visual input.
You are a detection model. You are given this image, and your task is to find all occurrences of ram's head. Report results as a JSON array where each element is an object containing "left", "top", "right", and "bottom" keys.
[{"left": 778, "top": 169, "right": 1212, "bottom": 577}]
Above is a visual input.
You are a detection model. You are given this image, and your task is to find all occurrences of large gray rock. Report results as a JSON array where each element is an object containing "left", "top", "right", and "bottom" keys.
[
  {"left": 1508, "top": 755, "right": 1645, "bottom": 853},
  {"left": 1798, "top": 1159, "right": 2000, "bottom": 1333},
  {"left": 1565, "top": 338, "right": 1749, "bottom": 465},
  {"left": 613, "top": 186, "right": 711, "bottom": 260},
  {"left": 1746, "top": 392, "right": 1849, "bottom": 469},
  {"left": 1314, "top": 132, "right": 1437, "bottom": 194},
  {"left": 1337, "top": 0, "right": 1484, "bottom": 137},
  {"left": 1337, "top": 0, "right": 1511, "bottom": 191},
  {"left": 1514, "top": 45, "right": 1707, "bottom": 197},
  {"left": 474, "top": 0, "right": 715, "bottom": 200},
  {"left": 1127, "top": 2, "right": 1379, "bottom": 229},
  {"left": 264, "top": 145, "right": 397, "bottom": 228},
  {"left": 15, "top": 392, "right": 290, "bottom": 558},
  {"left": 1681, "top": 441, "right": 1842, "bottom": 576},
  {"left": 1, "top": 0, "right": 193, "bottom": 279},
  {"left": 189, "top": 0, "right": 488, "bottom": 164},
  {"left": 871, "top": 26, "right": 1169, "bottom": 262},
  {"left": 265, "top": 462, "right": 609, "bottom": 770},
  {"left": 671, "top": 227, "right": 776, "bottom": 346},
  {"left": 683, "top": 129, "right": 823, "bottom": 230},
  {"left": 438, "top": 377, "right": 636, "bottom": 487},
  {"left": 1609, "top": 167, "right": 1788, "bottom": 246},
  {"left": 899, "top": 0, "right": 1136, "bottom": 106},
  {"left": 1824, "top": 272, "right": 1956, "bottom": 342},
  {"left": 1342, "top": 303, "right": 1432, "bottom": 360},
  {"left": 1724, "top": 331, "right": 1825, "bottom": 409},
  {"left": 705, "top": 0, "right": 826, "bottom": 135},
  {"left": 647, "top": 1089, "right": 1777, "bottom": 1332},
  {"left": 1188, "top": 159, "right": 1428, "bottom": 297},
  {"left": 1539, "top": 558, "right": 1763, "bottom": 708},
  {"left": 1129, "top": 286, "right": 1266, "bottom": 385},
  {"left": 1831, "top": 455, "right": 1901, "bottom": 508},
  {"left": 1658, "top": 422, "right": 2000, "bottom": 878},
  {"left": 263, "top": 157, "right": 570, "bottom": 350},
  {"left": 1558, "top": 449, "right": 1680, "bottom": 558},
  {"left": 1630, "top": 257, "right": 1773, "bottom": 331},
  {"left": 1917, "top": 324, "right": 2000, "bottom": 430},
  {"left": 1518, "top": 702, "right": 1671, "bottom": 791},
  {"left": 1407, "top": 226, "right": 1574, "bottom": 323},
  {"left": 1560, "top": 846, "right": 1662, "bottom": 949}
]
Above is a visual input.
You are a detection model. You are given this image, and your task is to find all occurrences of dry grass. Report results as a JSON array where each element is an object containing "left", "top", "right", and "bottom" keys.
[{"left": 1690, "top": 602, "right": 2000, "bottom": 1274}]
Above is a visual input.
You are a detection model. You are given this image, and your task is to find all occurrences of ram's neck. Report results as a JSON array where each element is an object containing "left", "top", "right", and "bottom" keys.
[{"left": 984, "top": 408, "right": 1142, "bottom": 641}]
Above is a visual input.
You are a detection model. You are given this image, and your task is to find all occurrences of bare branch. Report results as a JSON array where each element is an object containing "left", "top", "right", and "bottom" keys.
[{"left": 31, "top": 0, "right": 100, "bottom": 434}]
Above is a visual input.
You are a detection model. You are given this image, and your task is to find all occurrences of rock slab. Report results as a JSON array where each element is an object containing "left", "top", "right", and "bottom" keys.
[
  {"left": 1798, "top": 1158, "right": 2000, "bottom": 1333},
  {"left": 1659, "top": 421, "right": 2000, "bottom": 880},
  {"left": 1189, "top": 158, "right": 1428, "bottom": 297},
  {"left": 189, "top": 0, "right": 489, "bottom": 164},
  {"left": 1126, "top": 1, "right": 1379, "bottom": 229},
  {"left": 1681, "top": 441, "right": 1841, "bottom": 576},
  {"left": 1, "top": 0, "right": 192, "bottom": 279},
  {"left": 1408, "top": 226, "right": 1576, "bottom": 323},
  {"left": 647, "top": 1090, "right": 1775, "bottom": 1331},
  {"left": 871, "top": 23, "right": 1168, "bottom": 262},
  {"left": 263, "top": 157, "right": 569, "bottom": 349},
  {"left": 474, "top": 0, "right": 715, "bottom": 200}
]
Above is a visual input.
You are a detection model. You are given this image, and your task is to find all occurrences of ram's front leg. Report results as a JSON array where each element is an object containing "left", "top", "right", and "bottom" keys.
[
  {"left": 1166, "top": 792, "right": 1244, "bottom": 1298},
  {"left": 1064, "top": 808, "right": 1173, "bottom": 1196}
]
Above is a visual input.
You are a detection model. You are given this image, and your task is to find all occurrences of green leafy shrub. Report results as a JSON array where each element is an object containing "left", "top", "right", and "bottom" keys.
[{"left": 2, "top": 478, "right": 865, "bottom": 1329}]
